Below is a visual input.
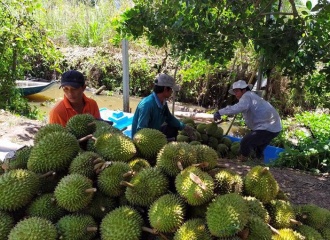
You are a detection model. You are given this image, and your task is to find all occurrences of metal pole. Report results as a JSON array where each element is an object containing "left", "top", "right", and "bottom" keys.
[{"left": 122, "top": 39, "right": 129, "bottom": 112}]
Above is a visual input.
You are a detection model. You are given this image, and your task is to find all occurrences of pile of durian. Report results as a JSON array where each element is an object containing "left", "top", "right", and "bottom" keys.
[
  {"left": 177, "top": 118, "right": 240, "bottom": 158},
  {"left": 0, "top": 113, "right": 329, "bottom": 240}
]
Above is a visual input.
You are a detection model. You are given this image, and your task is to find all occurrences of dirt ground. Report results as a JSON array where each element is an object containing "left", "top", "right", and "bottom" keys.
[{"left": 0, "top": 110, "right": 329, "bottom": 209}]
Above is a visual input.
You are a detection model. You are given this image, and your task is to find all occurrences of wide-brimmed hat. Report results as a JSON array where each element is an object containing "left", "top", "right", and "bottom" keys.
[
  {"left": 60, "top": 70, "right": 85, "bottom": 89},
  {"left": 228, "top": 80, "right": 253, "bottom": 95},
  {"left": 154, "top": 73, "right": 180, "bottom": 91}
]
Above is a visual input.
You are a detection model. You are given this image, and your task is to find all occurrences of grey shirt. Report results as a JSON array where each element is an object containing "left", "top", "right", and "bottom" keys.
[{"left": 219, "top": 91, "right": 282, "bottom": 132}]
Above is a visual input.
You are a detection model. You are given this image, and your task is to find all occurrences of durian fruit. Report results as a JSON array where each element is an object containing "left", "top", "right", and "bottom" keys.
[
  {"left": 0, "top": 210, "right": 14, "bottom": 239},
  {"left": 206, "top": 193, "right": 249, "bottom": 238},
  {"left": 194, "top": 144, "right": 219, "bottom": 170},
  {"left": 177, "top": 134, "right": 190, "bottom": 142},
  {"left": 100, "top": 206, "right": 143, "bottom": 240},
  {"left": 69, "top": 151, "right": 103, "bottom": 178},
  {"left": 214, "top": 169, "right": 243, "bottom": 195},
  {"left": 221, "top": 137, "right": 233, "bottom": 148},
  {"left": 95, "top": 132, "right": 136, "bottom": 162},
  {"left": 34, "top": 123, "right": 67, "bottom": 144},
  {"left": 128, "top": 158, "right": 151, "bottom": 173},
  {"left": 189, "top": 141, "right": 201, "bottom": 145},
  {"left": 133, "top": 128, "right": 167, "bottom": 160},
  {"left": 246, "top": 217, "right": 272, "bottom": 240},
  {"left": 26, "top": 193, "right": 66, "bottom": 223},
  {"left": 173, "top": 218, "right": 212, "bottom": 240},
  {"left": 56, "top": 214, "right": 98, "bottom": 240},
  {"left": 205, "top": 122, "right": 218, "bottom": 136},
  {"left": 8, "top": 217, "right": 58, "bottom": 240},
  {"left": 27, "top": 131, "right": 80, "bottom": 173},
  {"left": 97, "top": 161, "right": 131, "bottom": 197},
  {"left": 200, "top": 133, "right": 209, "bottom": 144},
  {"left": 156, "top": 142, "right": 197, "bottom": 177},
  {"left": 320, "top": 227, "right": 330, "bottom": 240},
  {"left": 295, "top": 224, "right": 324, "bottom": 240},
  {"left": 230, "top": 142, "right": 240, "bottom": 157},
  {"left": 196, "top": 123, "right": 207, "bottom": 134},
  {"left": 175, "top": 166, "right": 214, "bottom": 206},
  {"left": 217, "top": 143, "right": 229, "bottom": 157},
  {"left": 66, "top": 113, "right": 96, "bottom": 139},
  {"left": 3, "top": 146, "right": 32, "bottom": 170},
  {"left": 181, "top": 117, "right": 196, "bottom": 127},
  {"left": 267, "top": 199, "right": 297, "bottom": 229},
  {"left": 271, "top": 228, "right": 305, "bottom": 240},
  {"left": 207, "top": 136, "right": 218, "bottom": 150},
  {"left": 124, "top": 167, "right": 169, "bottom": 207},
  {"left": 0, "top": 169, "right": 40, "bottom": 211},
  {"left": 83, "top": 191, "right": 117, "bottom": 221},
  {"left": 295, "top": 204, "right": 329, "bottom": 230},
  {"left": 148, "top": 194, "right": 186, "bottom": 233},
  {"left": 244, "top": 166, "right": 279, "bottom": 204},
  {"left": 244, "top": 196, "right": 270, "bottom": 223},
  {"left": 54, "top": 173, "right": 95, "bottom": 212}
]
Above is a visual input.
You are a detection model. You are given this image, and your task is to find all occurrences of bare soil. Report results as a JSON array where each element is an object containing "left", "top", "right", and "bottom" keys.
[{"left": 0, "top": 110, "right": 329, "bottom": 209}]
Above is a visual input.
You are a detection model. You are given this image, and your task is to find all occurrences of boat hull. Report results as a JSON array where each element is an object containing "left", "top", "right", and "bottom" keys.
[{"left": 16, "top": 80, "right": 56, "bottom": 96}]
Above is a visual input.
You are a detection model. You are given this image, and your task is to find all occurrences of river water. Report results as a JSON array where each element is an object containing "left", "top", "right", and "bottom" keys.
[{"left": 26, "top": 82, "right": 246, "bottom": 136}]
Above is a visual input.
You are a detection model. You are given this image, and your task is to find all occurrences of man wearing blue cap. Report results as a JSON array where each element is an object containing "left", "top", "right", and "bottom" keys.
[
  {"left": 214, "top": 80, "right": 282, "bottom": 160},
  {"left": 49, "top": 70, "right": 101, "bottom": 126}
]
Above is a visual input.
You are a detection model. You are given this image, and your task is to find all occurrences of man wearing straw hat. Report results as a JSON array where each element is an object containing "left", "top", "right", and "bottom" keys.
[{"left": 214, "top": 80, "right": 282, "bottom": 160}]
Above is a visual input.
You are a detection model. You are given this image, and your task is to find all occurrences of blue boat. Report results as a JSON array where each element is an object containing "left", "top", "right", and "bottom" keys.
[
  {"left": 16, "top": 80, "right": 56, "bottom": 96},
  {"left": 99, "top": 108, "right": 284, "bottom": 164}
]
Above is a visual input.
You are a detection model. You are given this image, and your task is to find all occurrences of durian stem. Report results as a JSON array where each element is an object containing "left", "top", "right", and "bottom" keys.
[
  {"left": 192, "top": 162, "right": 209, "bottom": 168},
  {"left": 267, "top": 224, "right": 280, "bottom": 235},
  {"left": 142, "top": 227, "right": 157, "bottom": 234},
  {"left": 78, "top": 134, "right": 94, "bottom": 143},
  {"left": 120, "top": 181, "right": 134, "bottom": 188},
  {"left": 85, "top": 188, "right": 97, "bottom": 193},
  {"left": 93, "top": 158, "right": 104, "bottom": 164},
  {"left": 177, "top": 161, "right": 183, "bottom": 171},
  {"left": 189, "top": 172, "right": 206, "bottom": 190},
  {"left": 261, "top": 167, "right": 270, "bottom": 173},
  {"left": 123, "top": 171, "right": 135, "bottom": 178},
  {"left": 86, "top": 226, "right": 98, "bottom": 232},
  {"left": 94, "top": 162, "right": 105, "bottom": 171},
  {"left": 40, "top": 171, "right": 56, "bottom": 178},
  {"left": 216, "top": 163, "right": 227, "bottom": 168},
  {"left": 87, "top": 122, "right": 96, "bottom": 127},
  {"left": 290, "top": 219, "right": 302, "bottom": 225}
]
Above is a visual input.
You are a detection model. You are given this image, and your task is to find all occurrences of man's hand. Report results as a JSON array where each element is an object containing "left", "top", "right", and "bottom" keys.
[{"left": 213, "top": 111, "right": 221, "bottom": 121}]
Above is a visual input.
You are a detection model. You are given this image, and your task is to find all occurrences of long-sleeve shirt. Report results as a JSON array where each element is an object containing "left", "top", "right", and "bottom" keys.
[
  {"left": 219, "top": 91, "right": 282, "bottom": 132},
  {"left": 131, "top": 92, "right": 185, "bottom": 137}
]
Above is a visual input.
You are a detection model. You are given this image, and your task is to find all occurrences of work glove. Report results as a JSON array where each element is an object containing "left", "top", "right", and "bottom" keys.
[
  {"left": 184, "top": 125, "right": 198, "bottom": 141},
  {"left": 213, "top": 111, "right": 221, "bottom": 121}
]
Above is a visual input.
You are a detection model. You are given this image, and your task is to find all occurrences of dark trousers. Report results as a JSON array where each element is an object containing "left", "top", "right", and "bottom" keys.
[
  {"left": 160, "top": 125, "right": 179, "bottom": 140},
  {"left": 240, "top": 130, "right": 280, "bottom": 158}
]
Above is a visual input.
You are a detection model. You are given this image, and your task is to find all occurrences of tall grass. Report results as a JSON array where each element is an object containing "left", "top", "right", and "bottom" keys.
[{"left": 36, "top": 0, "right": 133, "bottom": 47}]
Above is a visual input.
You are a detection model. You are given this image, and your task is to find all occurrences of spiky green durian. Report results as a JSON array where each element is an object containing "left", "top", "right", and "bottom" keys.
[
  {"left": 0, "top": 169, "right": 40, "bottom": 211},
  {"left": 200, "top": 133, "right": 209, "bottom": 144},
  {"left": 124, "top": 167, "right": 169, "bottom": 207},
  {"left": 34, "top": 123, "right": 67, "bottom": 144},
  {"left": 271, "top": 228, "right": 305, "bottom": 240},
  {"left": 247, "top": 217, "right": 272, "bottom": 240},
  {"left": 66, "top": 113, "right": 96, "bottom": 139},
  {"left": 195, "top": 144, "right": 218, "bottom": 170},
  {"left": 83, "top": 192, "right": 117, "bottom": 220},
  {"left": 205, "top": 122, "right": 218, "bottom": 136},
  {"left": 295, "top": 224, "right": 324, "bottom": 240},
  {"left": 148, "top": 194, "right": 186, "bottom": 233},
  {"left": 206, "top": 193, "right": 249, "bottom": 238},
  {"left": 181, "top": 117, "right": 196, "bottom": 127},
  {"left": 0, "top": 210, "right": 14, "bottom": 239},
  {"left": 26, "top": 193, "right": 66, "bottom": 223},
  {"left": 196, "top": 123, "right": 207, "bottom": 134},
  {"left": 189, "top": 141, "right": 202, "bottom": 145},
  {"left": 128, "top": 158, "right": 151, "bottom": 172},
  {"left": 57, "top": 214, "right": 98, "bottom": 240},
  {"left": 244, "top": 166, "right": 279, "bottom": 203},
  {"left": 217, "top": 143, "right": 229, "bottom": 157},
  {"left": 156, "top": 142, "right": 197, "bottom": 177},
  {"left": 214, "top": 169, "right": 243, "bottom": 195},
  {"left": 3, "top": 146, "right": 32, "bottom": 170},
  {"left": 27, "top": 131, "right": 80, "bottom": 173},
  {"left": 230, "top": 142, "right": 240, "bottom": 157},
  {"left": 295, "top": 204, "right": 329, "bottom": 230},
  {"left": 95, "top": 132, "right": 136, "bottom": 162},
  {"left": 54, "top": 173, "right": 95, "bottom": 212},
  {"left": 133, "top": 128, "right": 167, "bottom": 160},
  {"left": 97, "top": 161, "right": 131, "bottom": 197},
  {"left": 8, "top": 217, "right": 57, "bottom": 240},
  {"left": 100, "top": 206, "right": 143, "bottom": 240},
  {"left": 267, "top": 199, "right": 296, "bottom": 229},
  {"left": 177, "top": 134, "right": 190, "bottom": 142},
  {"left": 173, "top": 218, "right": 212, "bottom": 240},
  {"left": 69, "top": 151, "right": 103, "bottom": 178},
  {"left": 175, "top": 166, "right": 214, "bottom": 206},
  {"left": 207, "top": 136, "right": 218, "bottom": 150},
  {"left": 221, "top": 137, "right": 233, "bottom": 148},
  {"left": 244, "top": 196, "right": 270, "bottom": 223}
]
